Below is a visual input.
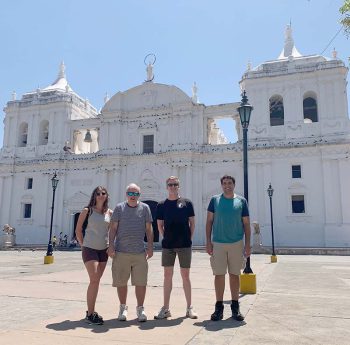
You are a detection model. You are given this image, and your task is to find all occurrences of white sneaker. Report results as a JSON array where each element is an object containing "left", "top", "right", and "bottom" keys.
[
  {"left": 186, "top": 306, "right": 198, "bottom": 319},
  {"left": 136, "top": 306, "right": 147, "bottom": 322},
  {"left": 118, "top": 304, "right": 128, "bottom": 321},
  {"left": 154, "top": 306, "right": 171, "bottom": 319}
]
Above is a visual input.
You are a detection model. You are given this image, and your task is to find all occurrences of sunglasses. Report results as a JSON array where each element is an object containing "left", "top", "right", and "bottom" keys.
[
  {"left": 127, "top": 191, "right": 140, "bottom": 197},
  {"left": 96, "top": 192, "right": 107, "bottom": 196},
  {"left": 167, "top": 183, "right": 179, "bottom": 187}
]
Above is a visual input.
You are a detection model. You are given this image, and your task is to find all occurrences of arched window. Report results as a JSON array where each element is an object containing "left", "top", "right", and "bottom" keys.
[
  {"left": 303, "top": 95, "right": 318, "bottom": 123},
  {"left": 39, "top": 120, "right": 49, "bottom": 145},
  {"left": 269, "top": 95, "right": 284, "bottom": 126},
  {"left": 18, "top": 122, "right": 28, "bottom": 147}
]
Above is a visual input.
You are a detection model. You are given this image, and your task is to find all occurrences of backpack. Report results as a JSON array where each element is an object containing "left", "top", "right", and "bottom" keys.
[{"left": 82, "top": 207, "right": 92, "bottom": 238}]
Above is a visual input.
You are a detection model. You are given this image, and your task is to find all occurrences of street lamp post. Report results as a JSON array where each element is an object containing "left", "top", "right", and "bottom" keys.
[
  {"left": 267, "top": 183, "right": 277, "bottom": 263},
  {"left": 238, "top": 91, "right": 252, "bottom": 206},
  {"left": 238, "top": 91, "right": 255, "bottom": 289},
  {"left": 44, "top": 173, "right": 59, "bottom": 264}
]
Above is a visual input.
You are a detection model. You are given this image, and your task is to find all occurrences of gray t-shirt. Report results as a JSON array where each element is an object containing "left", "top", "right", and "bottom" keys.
[
  {"left": 83, "top": 209, "right": 110, "bottom": 250},
  {"left": 111, "top": 201, "right": 152, "bottom": 254}
]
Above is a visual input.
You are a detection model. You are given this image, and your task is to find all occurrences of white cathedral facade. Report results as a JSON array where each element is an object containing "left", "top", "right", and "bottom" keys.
[{"left": 1, "top": 26, "right": 349, "bottom": 247}]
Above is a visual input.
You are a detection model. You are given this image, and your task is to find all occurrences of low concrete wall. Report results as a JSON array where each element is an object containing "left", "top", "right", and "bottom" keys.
[{"left": 253, "top": 246, "right": 350, "bottom": 256}]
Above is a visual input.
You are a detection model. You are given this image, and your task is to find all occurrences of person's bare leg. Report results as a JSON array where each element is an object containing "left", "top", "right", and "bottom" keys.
[
  {"left": 214, "top": 275, "right": 225, "bottom": 301},
  {"left": 117, "top": 286, "right": 128, "bottom": 304},
  {"left": 229, "top": 273, "right": 240, "bottom": 300},
  {"left": 135, "top": 286, "right": 146, "bottom": 306},
  {"left": 85, "top": 260, "right": 107, "bottom": 315},
  {"left": 163, "top": 266, "right": 174, "bottom": 309},
  {"left": 180, "top": 268, "right": 191, "bottom": 308},
  {"left": 229, "top": 273, "right": 244, "bottom": 321}
]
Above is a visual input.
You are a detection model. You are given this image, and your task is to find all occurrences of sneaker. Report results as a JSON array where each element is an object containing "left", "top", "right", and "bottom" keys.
[
  {"left": 85, "top": 311, "right": 104, "bottom": 325},
  {"left": 136, "top": 306, "right": 147, "bottom": 322},
  {"left": 231, "top": 301, "right": 244, "bottom": 321},
  {"left": 154, "top": 306, "right": 171, "bottom": 319},
  {"left": 186, "top": 306, "right": 198, "bottom": 319},
  {"left": 118, "top": 304, "right": 128, "bottom": 321},
  {"left": 210, "top": 302, "right": 224, "bottom": 321}
]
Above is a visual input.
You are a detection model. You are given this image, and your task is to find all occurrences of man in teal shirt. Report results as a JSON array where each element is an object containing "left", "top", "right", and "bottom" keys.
[{"left": 206, "top": 175, "right": 251, "bottom": 321}]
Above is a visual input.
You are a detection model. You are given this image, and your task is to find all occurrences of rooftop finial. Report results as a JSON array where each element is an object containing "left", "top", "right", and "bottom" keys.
[
  {"left": 144, "top": 53, "right": 156, "bottom": 82},
  {"left": 332, "top": 48, "right": 338, "bottom": 59},
  {"left": 247, "top": 60, "right": 252, "bottom": 71},
  {"left": 58, "top": 61, "right": 66, "bottom": 79},
  {"left": 104, "top": 92, "right": 110, "bottom": 104},
  {"left": 44, "top": 61, "right": 71, "bottom": 92},
  {"left": 278, "top": 24, "right": 302, "bottom": 60},
  {"left": 12, "top": 90, "right": 16, "bottom": 101},
  {"left": 192, "top": 82, "right": 198, "bottom": 103}
]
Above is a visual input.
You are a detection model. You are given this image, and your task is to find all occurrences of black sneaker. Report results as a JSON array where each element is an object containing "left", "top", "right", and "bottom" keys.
[
  {"left": 85, "top": 311, "right": 104, "bottom": 325},
  {"left": 210, "top": 302, "right": 224, "bottom": 321},
  {"left": 231, "top": 301, "right": 244, "bottom": 321}
]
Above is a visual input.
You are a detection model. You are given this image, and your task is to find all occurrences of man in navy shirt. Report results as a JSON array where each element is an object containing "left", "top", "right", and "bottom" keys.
[{"left": 155, "top": 176, "right": 198, "bottom": 320}]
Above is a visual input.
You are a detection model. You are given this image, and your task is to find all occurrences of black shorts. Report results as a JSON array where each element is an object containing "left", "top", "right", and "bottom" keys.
[{"left": 82, "top": 246, "right": 108, "bottom": 263}]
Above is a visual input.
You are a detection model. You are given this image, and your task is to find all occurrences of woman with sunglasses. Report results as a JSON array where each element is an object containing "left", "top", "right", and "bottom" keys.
[{"left": 76, "top": 186, "right": 112, "bottom": 325}]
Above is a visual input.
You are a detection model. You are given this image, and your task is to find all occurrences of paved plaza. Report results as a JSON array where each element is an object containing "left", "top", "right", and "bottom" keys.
[{"left": 0, "top": 250, "right": 350, "bottom": 345}]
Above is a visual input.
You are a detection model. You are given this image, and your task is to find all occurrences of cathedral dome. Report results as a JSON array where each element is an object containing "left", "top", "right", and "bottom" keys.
[{"left": 102, "top": 82, "right": 192, "bottom": 113}]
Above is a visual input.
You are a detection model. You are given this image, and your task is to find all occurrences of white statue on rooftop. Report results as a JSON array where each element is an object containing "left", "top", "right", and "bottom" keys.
[
  {"left": 144, "top": 53, "right": 156, "bottom": 82},
  {"left": 146, "top": 62, "right": 154, "bottom": 82}
]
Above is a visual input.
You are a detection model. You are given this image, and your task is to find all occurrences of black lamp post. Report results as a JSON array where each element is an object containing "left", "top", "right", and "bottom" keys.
[
  {"left": 238, "top": 90, "right": 253, "bottom": 273},
  {"left": 267, "top": 183, "right": 277, "bottom": 262},
  {"left": 44, "top": 173, "right": 59, "bottom": 263}
]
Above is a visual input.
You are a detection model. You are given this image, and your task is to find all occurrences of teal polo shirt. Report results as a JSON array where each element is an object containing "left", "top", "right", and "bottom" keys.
[{"left": 207, "top": 194, "right": 249, "bottom": 244}]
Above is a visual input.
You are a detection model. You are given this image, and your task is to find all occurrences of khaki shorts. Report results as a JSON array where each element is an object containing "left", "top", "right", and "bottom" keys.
[
  {"left": 210, "top": 240, "right": 244, "bottom": 276},
  {"left": 112, "top": 252, "right": 148, "bottom": 287},
  {"left": 162, "top": 247, "right": 192, "bottom": 268}
]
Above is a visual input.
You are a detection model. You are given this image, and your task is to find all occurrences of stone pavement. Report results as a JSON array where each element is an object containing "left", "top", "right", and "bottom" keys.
[{"left": 0, "top": 250, "right": 350, "bottom": 345}]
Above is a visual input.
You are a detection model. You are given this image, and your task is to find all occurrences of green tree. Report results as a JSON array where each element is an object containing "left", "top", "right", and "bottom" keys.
[{"left": 340, "top": 0, "right": 350, "bottom": 36}]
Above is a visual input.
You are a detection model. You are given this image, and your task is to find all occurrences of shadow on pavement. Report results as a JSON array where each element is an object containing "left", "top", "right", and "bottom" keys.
[
  {"left": 193, "top": 319, "right": 246, "bottom": 331},
  {"left": 46, "top": 316, "right": 186, "bottom": 333}
]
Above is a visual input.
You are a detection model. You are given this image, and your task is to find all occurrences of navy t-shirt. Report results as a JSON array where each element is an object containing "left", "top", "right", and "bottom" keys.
[{"left": 156, "top": 198, "right": 195, "bottom": 249}]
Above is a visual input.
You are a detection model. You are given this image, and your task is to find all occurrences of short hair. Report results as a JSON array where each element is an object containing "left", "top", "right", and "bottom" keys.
[
  {"left": 166, "top": 176, "right": 180, "bottom": 186},
  {"left": 126, "top": 183, "right": 140, "bottom": 192},
  {"left": 220, "top": 175, "right": 235, "bottom": 184}
]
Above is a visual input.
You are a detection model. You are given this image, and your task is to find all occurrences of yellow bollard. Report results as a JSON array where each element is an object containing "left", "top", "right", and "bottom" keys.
[
  {"left": 239, "top": 257, "right": 257, "bottom": 294},
  {"left": 240, "top": 273, "right": 257, "bottom": 294},
  {"left": 44, "top": 255, "right": 54, "bottom": 264},
  {"left": 271, "top": 255, "right": 277, "bottom": 263}
]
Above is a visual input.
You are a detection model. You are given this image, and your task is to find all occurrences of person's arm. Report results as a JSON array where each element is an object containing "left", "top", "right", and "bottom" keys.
[
  {"left": 189, "top": 216, "right": 195, "bottom": 240},
  {"left": 145, "top": 222, "right": 153, "bottom": 260},
  {"left": 206, "top": 211, "right": 214, "bottom": 255},
  {"left": 157, "top": 219, "right": 164, "bottom": 237},
  {"left": 107, "top": 220, "right": 118, "bottom": 257},
  {"left": 242, "top": 216, "right": 251, "bottom": 258},
  {"left": 75, "top": 208, "right": 88, "bottom": 246}
]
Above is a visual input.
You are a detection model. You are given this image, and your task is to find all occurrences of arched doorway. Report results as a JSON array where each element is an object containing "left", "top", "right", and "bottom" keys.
[{"left": 143, "top": 200, "right": 159, "bottom": 242}]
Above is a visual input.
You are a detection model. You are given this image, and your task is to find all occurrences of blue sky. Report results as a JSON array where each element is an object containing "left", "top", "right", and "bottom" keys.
[{"left": 0, "top": 0, "right": 348, "bottom": 144}]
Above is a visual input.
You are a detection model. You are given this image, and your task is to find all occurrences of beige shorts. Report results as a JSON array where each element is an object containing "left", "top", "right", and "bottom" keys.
[
  {"left": 210, "top": 240, "right": 244, "bottom": 276},
  {"left": 112, "top": 252, "right": 148, "bottom": 287}
]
